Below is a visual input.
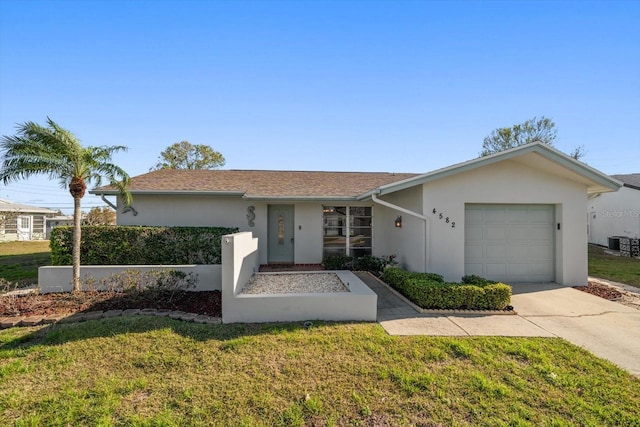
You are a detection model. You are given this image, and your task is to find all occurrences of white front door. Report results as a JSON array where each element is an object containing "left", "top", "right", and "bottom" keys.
[{"left": 16, "top": 215, "right": 31, "bottom": 241}]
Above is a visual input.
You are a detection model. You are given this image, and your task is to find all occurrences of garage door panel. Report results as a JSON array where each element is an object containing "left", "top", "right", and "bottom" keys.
[
  {"left": 465, "top": 204, "right": 554, "bottom": 283},
  {"left": 465, "top": 244, "right": 483, "bottom": 260},
  {"left": 485, "top": 226, "right": 507, "bottom": 241},
  {"left": 485, "top": 209, "right": 507, "bottom": 223},
  {"left": 465, "top": 226, "right": 484, "bottom": 241},
  {"left": 530, "top": 245, "right": 553, "bottom": 260},
  {"left": 507, "top": 245, "right": 529, "bottom": 259},
  {"left": 530, "top": 225, "right": 553, "bottom": 240},
  {"left": 507, "top": 226, "right": 530, "bottom": 240},
  {"left": 485, "top": 244, "right": 507, "bottom": 259},
  {"left": 507, "top": 208, "right": 530, "bottom": 223}
]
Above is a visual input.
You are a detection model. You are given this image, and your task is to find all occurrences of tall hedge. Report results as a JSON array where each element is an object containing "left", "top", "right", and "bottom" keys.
[{"left": 50, "top": 226, "right": 239, "bottom": 266}]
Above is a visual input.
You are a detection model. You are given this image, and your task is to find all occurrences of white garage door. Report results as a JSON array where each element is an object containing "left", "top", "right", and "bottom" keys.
[{"left": 465, "top": 204, "right": 555, "bottom": 283}]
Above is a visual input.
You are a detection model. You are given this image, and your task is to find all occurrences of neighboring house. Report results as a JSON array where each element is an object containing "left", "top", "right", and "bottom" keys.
[
  {"left": 45, "top": 215, "right": 75, "bottom": 239},
  {"left": 588, "top": 173, "right": 640, "bottom": 247},
  {"left": 0, "top": 198, "right": 59, "bottom": 242},
  {"left": 92, "top": 142, "right": 620, "bottom": 285}
]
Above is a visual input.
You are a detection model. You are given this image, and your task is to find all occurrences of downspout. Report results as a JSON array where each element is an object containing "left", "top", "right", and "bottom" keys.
[
  {"left": 371, "top": 193, "right": 431, "bottom": 272},
  {"left": 100, "top": 194, "right": 118, "bottom": 210}
]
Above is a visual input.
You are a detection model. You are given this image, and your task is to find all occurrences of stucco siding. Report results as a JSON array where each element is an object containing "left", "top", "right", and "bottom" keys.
[
  {"left": 294, "top": 203, "right": 323, "bottom": 263},
  {"left": 421, "top": 159, "right": 588, "bottom": 285},
  {"left": 588, "top": 187, "right": 640, "bottom": 246},
  {"left": 375, "top": 186, "right": 425, "bottom": 271}
]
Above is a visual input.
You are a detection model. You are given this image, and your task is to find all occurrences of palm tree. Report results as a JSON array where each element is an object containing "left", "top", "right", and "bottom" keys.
[{"left": 0, "top": 118, "right": 132, "bottom": 291}]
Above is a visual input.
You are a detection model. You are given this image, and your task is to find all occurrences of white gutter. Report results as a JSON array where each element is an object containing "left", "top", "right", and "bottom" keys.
[{"left": 371, "top": 193, "right": 431, "bottom": 272}]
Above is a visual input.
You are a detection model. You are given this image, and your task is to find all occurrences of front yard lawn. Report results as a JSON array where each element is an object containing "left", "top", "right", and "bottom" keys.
[
  {"left": 589, "top": 244, "right": 640, "bottom": 288},
  {"left": 1, "top": 318, "right": 638, "bottom": 426},
  {"left": 0, "top": 241, "right": 50, "bottom": 286}
]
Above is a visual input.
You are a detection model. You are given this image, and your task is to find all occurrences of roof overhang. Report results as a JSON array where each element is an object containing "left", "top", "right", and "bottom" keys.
[
  {"left": 358, "top": 142, "right": 622, "bottom": 199},
  {"left": 90, "top": 189, "right": 363, "bottom": 203}
]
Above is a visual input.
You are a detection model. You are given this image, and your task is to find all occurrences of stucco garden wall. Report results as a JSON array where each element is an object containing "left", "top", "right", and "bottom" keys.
[
  {"left": 221, "top": 231, "right": 377, "bottom": 323},
  {"left": 39, "top": 265, "right": 221, "bottom": 293},
  {"left": 588, "top": 186, "right": 640, "bottom": 246},
  {"left": 420, "top": 159, "right": 588, "bottom": 285}
]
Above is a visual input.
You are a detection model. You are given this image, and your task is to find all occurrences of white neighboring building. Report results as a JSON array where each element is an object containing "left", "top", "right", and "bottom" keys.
[
  {"left": 0, "top": 198, "right": 59, "bottom": 242},
  {"left": 588, "top": 174, "right": 640, "bottom": 247}
]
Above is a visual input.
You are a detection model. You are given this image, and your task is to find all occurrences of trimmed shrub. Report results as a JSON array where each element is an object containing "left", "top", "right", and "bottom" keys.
[
  {"left": 352, "top": 255, "right": 388, "bottom": 273},
  {"left": 461, "top": 275, "right": 498, "bottom": 286},
  {"left": 322, "top": 255, "right": 353, "bottom": 270},
  {"left": 50, "top": 226, "right": 238, "bottom": 266},
  {"left": 382, "top": 268, "right": 511, "bottom": 310}
]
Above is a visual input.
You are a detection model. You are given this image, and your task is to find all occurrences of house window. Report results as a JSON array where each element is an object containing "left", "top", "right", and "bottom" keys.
[{"left": 323, "top": 206, "right": 372, "bottom": 258}]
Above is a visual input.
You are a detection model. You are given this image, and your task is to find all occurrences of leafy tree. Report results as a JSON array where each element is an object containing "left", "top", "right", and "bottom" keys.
[
  {"left": 151, "top": 141, "right": 225, "bottom": 170},
  {"left": 480, "top": 116, "right": 557, "bottom": 156},
  {"left": 83, "top": 206, "right": 116, "bottom": 226},
  {"left": 480, "top": 116, "right": 585, "bottom": 160},
  {"left": 0, "top": 118, "right": 132, "bottom": 291}
]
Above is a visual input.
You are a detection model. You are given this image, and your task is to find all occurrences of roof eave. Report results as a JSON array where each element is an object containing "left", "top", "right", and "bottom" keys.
[
  {"left": 374, "top": 142, "right": 622, "bottom": 196},
  {"left": 89, "top": 189, "right": 247, "bottom": 197}
]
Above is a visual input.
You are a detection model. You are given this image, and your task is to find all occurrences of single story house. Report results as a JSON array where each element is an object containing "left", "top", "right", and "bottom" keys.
[
  {"left": 0, "top": 198, "right": 59, "bottom": 242},
  {"left": 92, "top": 142, "right": 621, "bottom": 285},
  {"left": 588, "top": 173, "right": 640, "bottom": 248},
  {"left": 45, "top": 215, "right": 74, "bottom": 239}
]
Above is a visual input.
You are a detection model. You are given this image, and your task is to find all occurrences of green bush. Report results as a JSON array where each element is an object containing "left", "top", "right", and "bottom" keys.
[
  {"left": 322, "top": 255, "right": 353, "bottom": 270},
  {"left": 461, "top": 274, "right": 498, "bottom": 286},
  {"left": 382, "top": 268, "right": 511, "bottom": 310},
  {"left": 352, "top": 255, "right": 388, "bottom": 273},
  {"left": 50, "top": 226, "right": 238, "bottom": 266}
]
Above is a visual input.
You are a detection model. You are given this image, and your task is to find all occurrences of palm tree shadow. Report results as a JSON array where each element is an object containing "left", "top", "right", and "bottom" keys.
[{"left": 0, "top": 316, "right": 335, "bottom": 351}]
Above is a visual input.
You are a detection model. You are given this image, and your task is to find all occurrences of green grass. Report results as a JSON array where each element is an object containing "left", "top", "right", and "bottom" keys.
[
  {"left": 0, "top": 241, "right": 51, "bottom": 286},
  {"left": 589, "top": 244, "right": 640, "bottom": 288},
  {"left": 1, "top": 318, "right": 638, "bottom": 426}
]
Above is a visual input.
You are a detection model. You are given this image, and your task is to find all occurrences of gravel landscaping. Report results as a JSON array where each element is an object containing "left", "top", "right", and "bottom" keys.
[{"left": 241, "top": 273, "right": 349, "bottom": 294}]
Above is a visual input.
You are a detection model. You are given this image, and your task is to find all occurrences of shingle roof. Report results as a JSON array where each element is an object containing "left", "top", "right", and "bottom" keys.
[
  {"left": 93, "top": 169, "right": 420, "bottom": 199},
  {"left": 0, "top": 198, "right": 59, "bottom": 214},
  {"left": 611, "top": 174, "right": 640, "bottom": 190}
]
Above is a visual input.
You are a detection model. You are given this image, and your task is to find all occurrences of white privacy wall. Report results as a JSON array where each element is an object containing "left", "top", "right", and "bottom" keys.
[{"left": 419, "top": 159, "right": 588, "bottom": 285}]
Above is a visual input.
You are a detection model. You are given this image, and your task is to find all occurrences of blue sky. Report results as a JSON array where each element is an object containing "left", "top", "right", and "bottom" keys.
[{"left": 1, "top": 0, "right": 638, "bottom": 213}]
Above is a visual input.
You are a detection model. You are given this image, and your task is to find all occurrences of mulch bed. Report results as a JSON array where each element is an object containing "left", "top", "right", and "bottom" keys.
[
  {"left": 0, "top": 290, "right": 221, "bottom": 318},
  {"left": 573, "top": 281, "right": 623, "bottom": 301}
]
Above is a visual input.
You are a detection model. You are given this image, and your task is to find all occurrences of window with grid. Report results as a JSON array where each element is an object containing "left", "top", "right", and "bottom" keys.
[{"left": 323, "top": 206, "right": 372, "bottom": 258}]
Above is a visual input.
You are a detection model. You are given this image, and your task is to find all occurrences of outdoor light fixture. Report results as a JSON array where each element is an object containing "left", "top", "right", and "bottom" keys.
[{"left": 394, "top": 216, "right": 402, "bottom": 228}]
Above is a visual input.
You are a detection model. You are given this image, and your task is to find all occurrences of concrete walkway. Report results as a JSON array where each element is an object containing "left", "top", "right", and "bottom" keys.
[{"left": 356, "top": 272, "right": 640, "bottom": 376}]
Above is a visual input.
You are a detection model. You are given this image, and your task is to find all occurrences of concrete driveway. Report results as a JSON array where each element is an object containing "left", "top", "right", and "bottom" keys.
[
  {"left": 360, "top": 273, "right": 640, "bottom": 376},
  {"left": 510, "top": 282, "right": 640, "bottom": 377}
]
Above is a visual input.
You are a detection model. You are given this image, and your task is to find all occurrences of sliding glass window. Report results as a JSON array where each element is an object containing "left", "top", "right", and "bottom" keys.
[{"left": 323, "top": 206, "right": 372, "bottom": 258}]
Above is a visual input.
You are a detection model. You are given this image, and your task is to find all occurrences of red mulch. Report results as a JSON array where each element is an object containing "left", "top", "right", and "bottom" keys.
[
  {"left": 0, "top": 290, "right": 221, "bottom": 318},
  {"left": 573, "top": 281, "right": 623, "bottom": 301}
]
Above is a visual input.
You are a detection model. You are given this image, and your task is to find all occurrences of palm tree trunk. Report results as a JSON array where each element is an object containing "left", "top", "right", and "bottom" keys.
[{"left": 72, "top": 196, "right": 82, "bottom": 292}]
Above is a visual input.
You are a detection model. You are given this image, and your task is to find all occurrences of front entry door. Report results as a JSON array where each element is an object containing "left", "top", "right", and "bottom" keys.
[
  {"left": 268, "top": 205, "right": 294, "bottom": 263},
  {"left": 16, "top": 216, "right": 31, "bottom": 241}
]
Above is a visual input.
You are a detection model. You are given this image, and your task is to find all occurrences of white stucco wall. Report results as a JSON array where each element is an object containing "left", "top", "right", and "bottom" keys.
[
  {"left": 588, "top": 186, "right": 640, "bottom": 246},
  {"left": 374, "top": 186, "right": 425, "bottom": 271},
  {"left": 418, "top": 159, "right": 588, "bottom": 285},
  {"left": 293, "top": 203, "right": 323, "bottom": 264}
]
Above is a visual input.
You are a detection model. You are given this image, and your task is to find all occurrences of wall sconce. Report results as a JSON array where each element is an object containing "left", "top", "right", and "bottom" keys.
[{"left": 394, "top": 216, "right": 402, "bottom": 228}]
